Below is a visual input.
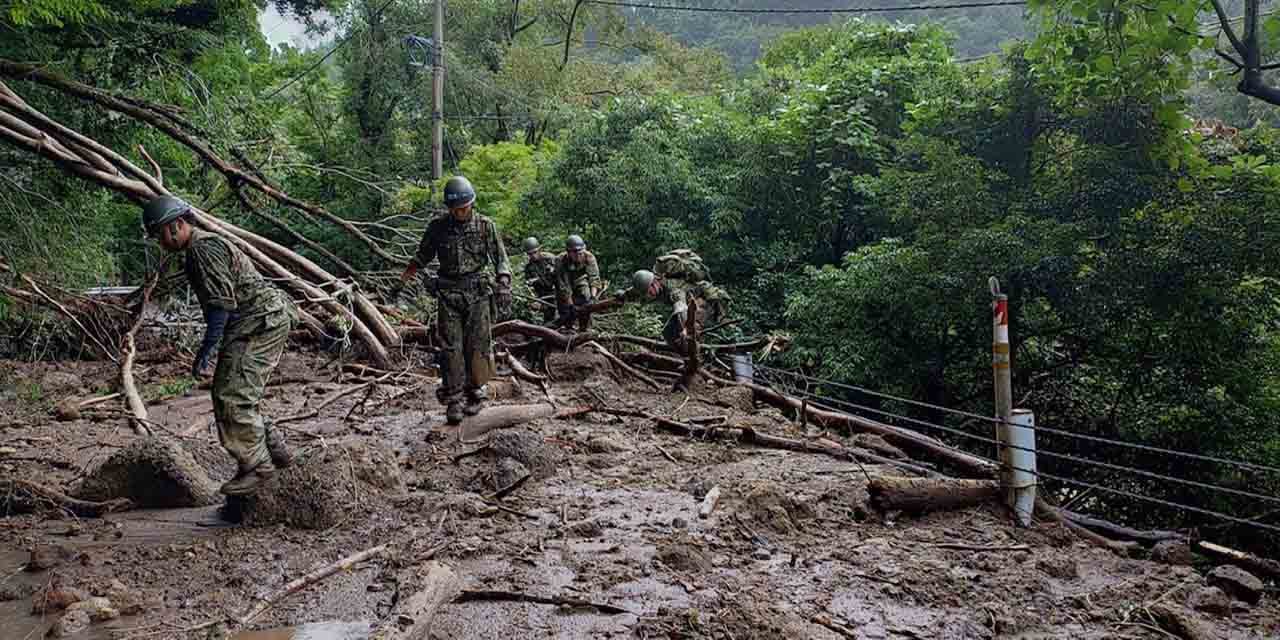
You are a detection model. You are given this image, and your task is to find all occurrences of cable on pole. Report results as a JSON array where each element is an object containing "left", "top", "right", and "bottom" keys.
[
  {"left": 754, "top": 372, "right": 1280, "bottom": 534},
  {"left": 754, "top": 364, "right": 1280, "bottom": 476}
]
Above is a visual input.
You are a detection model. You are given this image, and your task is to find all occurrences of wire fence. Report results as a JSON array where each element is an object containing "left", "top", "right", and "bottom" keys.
[{"left": 746, "top": 362, "right": 1280, "bottom": 536}]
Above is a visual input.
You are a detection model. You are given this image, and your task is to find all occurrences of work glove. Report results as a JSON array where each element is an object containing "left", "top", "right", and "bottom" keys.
[
  {"left": 494, "top": 277, "right": 513, "bottom": 319},
  {"left": 193, "top": 306, "right": 230, "bottom": 378}
]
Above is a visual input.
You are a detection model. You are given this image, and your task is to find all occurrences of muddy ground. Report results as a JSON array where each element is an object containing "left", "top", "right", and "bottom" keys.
[{"left": 1, "top": 351, "right": 1277, "bottom": 640}]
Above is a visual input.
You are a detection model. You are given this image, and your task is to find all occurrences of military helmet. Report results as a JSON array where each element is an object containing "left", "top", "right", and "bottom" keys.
[
  {"left": 523, "top": 237, "right": 540, "bottom": 252},
  {"left": 566, "top": 234, "right": 586, "bottom": 251},
  {"left": 142, "top": 195, "right": 192, "bottom": 233},
  {"left": 632, "top": 269, "right": 656, "bottom": 292},
  {"left": 443, "top": 175, "right": 476, "bottom": 209}
]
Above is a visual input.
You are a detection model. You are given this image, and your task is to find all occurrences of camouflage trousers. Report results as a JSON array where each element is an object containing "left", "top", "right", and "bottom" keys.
[
  {"left": 663, "top": 292, "right": 728, "bottom": 354},
  {"left": 532, "top": 287, "right": 558, "bottom": 324},
  {"left": 558, "top": 285, "right": 593, "bottom": 331},
  {"left": 212, "top": 310, "right": 292, "bottom": 470},
  {"left": 436, "top": 290, "right": 496, "bottom": 405}
]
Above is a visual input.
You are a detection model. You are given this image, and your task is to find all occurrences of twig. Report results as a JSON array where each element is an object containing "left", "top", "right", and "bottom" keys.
[
  {"left": 454, "top": 589, "right": 633, "bottom": 615},
  {"left": 654, "top": 444, "right": 677, "bottom": 463},
  {"left": 121, "top": 270, "right": 161, "bottom": 436},
  {"left": 926, "top": 543, "right": 1031, "bottom": 552},
  {"left": 237, "top": 543, "right": 388, "bottom": 625},
  {"left": 487, "top": 474, "right": 530, "bottom": 501},
  {"left": 483, "top": 501, "right": 539, "bottom": 519},
  {"left": 583, "top": 340, "right": 660, "bottom": 391},
  {"left": 699, "top": 486, "right": 721, "bottom": 519}
]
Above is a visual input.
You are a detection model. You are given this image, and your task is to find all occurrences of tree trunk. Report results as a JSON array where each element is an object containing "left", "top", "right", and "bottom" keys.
[{"left": 868, "top": 477, "right": 1000, "bottom": 513}]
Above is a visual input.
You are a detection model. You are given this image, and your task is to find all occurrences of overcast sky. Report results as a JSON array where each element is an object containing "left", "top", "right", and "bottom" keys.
[{"left": 258, "top": 4, "right": 332, "bottom": 50}]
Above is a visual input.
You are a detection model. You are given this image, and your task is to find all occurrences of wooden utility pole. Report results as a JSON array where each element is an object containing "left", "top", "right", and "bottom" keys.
[{"left": 432, "top": 0, "right": 444, "bottom": 179}]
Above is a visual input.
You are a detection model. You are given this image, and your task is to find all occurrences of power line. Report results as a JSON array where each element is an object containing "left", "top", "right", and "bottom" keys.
[
  {"left": 755, "top": 371, "right": 1280, "bottom": 534},
  {"left": 754, "top": 364, "right": 1280, "bottom": 476},
  {"left": 260, "top": 0, "right": 401, "bottom": 101},
  {"left": 586, "top": 0, "right": 1026, "bottom": 14}
]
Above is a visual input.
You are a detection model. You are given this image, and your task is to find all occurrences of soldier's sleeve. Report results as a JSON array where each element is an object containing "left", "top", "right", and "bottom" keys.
[
  {"left": 488, "top": 219, "right": 511, "bottom": 280},
  {"left": 587, "top": 254, "right": 601, "bottom": 291},
  {"left": 188, "top": 238, "right": 237, "bottom": 311},
  {"left": 410, "top": 219, "right": 439, "bottom": 269}
]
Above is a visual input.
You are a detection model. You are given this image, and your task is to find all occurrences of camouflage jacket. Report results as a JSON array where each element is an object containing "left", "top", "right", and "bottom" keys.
[
  {"left": 183, "top": 229, "right": 288, "bottom": 339},
  {"left": 412, "top": 212, "right": 512, "bottom": 286},
  {"left": 523, "top": 251, "right": 559, "bottom": 294},
  {"left": 555, "top": 250, "right": 600, "bottom": 298},
  {"left": 622, "top": 278, "right": 729, "bottom": 319}
]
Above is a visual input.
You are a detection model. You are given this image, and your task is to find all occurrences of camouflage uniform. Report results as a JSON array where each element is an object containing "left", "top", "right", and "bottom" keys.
[
  {"left": 555, "top": 250, "right": 601, "bottom": 331},
  {"left": 624, "top": 277, "right": 729, "bottom": 354},
  {"left": 412, "top": 212, "right": 511, "bottom": 406},
  {"left": 523, "top": 250, "right": 560, "bottom": 324},
  {"left": 184, "top": 229, "right": 296, "bottom": 471}
]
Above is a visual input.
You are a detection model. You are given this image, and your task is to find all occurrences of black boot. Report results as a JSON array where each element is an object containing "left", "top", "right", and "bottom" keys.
[
  {"left": 446, "top": 402, "right": 465, "bottom": 425},
  {"left": 220, "top": 462, "right": 276, "bottom": 496}
]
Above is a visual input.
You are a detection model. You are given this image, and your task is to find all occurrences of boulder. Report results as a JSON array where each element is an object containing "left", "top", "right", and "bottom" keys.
[
  {"left": 713, "top": 386, "right": 755, "bottom": 414},
  {"left": 1206, "top": 565, "right": 1263, "bottom": 604},
  {"left": 1151, "top": 540, "right": 1195, "bottom": 566},
  {"left": 487, "top": 430, "right": 562, "bottom": 479},
  {"left": 48, "top": 606, "right": 91, "bottom": 638},
  {"left": 1187, "top": 586, "right": 1232, "bottom": 617}
]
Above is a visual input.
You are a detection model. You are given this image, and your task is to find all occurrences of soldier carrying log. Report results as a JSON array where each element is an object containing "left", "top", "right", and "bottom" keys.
[
  {"left": 393, "top": 176, "right": 512, "bottom": 426},
  {"left": 554, "top": 234, "right": 601, "bottom": 332},
  {"left": 623, "top": 249, "right": 730, "bottom": 354}
]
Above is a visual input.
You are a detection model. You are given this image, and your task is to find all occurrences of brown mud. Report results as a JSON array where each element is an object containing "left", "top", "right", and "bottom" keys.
[{"left": 1, "top": 353, "right": 1277, "bottom": 639}]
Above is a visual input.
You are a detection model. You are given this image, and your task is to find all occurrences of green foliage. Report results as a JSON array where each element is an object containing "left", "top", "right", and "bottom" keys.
[{"left": 443, "top": 140, "right": 559, "bottom": 239}]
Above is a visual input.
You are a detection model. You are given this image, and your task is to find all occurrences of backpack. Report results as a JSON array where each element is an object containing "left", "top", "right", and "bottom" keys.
[{"left": 653, "top": 249, "right": 710, "bottom": 283}]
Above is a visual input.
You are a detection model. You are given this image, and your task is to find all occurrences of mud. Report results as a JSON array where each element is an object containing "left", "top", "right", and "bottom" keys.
[
  {"left": 1, "top": 355, "right": 1278, "bottom": 639},
  {"left": 74, "top": 437, "right": 221, "bottom": 508}
]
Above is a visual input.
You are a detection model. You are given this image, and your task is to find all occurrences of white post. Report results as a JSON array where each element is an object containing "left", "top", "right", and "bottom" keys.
[
  {"left": 1008, "top": 409, "right": 1037, "bottom": 526},
  {"left": 991, "top": 277, "right": 1012, "bottom": 472}
]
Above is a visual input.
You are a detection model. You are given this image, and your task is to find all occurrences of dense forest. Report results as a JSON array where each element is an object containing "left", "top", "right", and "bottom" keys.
[{"left": 3, "top": 0, "right": 1280, "bottom": 548}]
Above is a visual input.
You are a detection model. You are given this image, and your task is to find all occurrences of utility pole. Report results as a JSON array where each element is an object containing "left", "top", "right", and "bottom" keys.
[{"left": 432, "top": 0, "right": 444, "bottom": 180}]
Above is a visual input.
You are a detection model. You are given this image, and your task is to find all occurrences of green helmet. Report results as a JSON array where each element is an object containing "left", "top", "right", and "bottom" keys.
[
  {"left": 443, "top": 175, "right": 476, "bottom": 209},
  {"left": 141, "top": 195, "right": 191, "bottom": 233},
  {"left": 632, "top": 269, "right": 656, "bottom": 292},
  {"left": 523, "top": 237, "right": 540, "bottom": 252},
  {"left": 566, "top": 234, "right": 586, "bottom": 251}
]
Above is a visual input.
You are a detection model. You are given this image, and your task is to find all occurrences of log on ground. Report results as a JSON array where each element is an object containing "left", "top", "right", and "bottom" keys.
[
  {"left": 370, "top": 561, "right": 461, "bottom": 640},
  {"left": 868, "top": 477, "right": 1000, "bottom": 514},
  {"left": 457, "top": 404, "right": 592, "bottom": 440}
]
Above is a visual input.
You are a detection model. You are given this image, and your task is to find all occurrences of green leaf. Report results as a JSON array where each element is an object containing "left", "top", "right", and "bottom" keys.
[{"left": 1095, "top": 54, "right": 1114, "bottom": 73}]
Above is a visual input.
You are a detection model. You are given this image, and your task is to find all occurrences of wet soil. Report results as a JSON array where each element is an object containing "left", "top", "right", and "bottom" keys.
[{"left": 2, "top": 354, "right": 1278, "bottom": 639}]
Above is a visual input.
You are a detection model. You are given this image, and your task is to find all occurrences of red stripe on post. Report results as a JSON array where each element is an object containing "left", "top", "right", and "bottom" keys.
[{"left": 993, "top": 298, "right": 1008, "bottom": 326}]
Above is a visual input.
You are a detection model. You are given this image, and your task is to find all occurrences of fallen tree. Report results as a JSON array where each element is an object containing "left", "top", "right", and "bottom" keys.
[{"left": 0, "top": 63, "right": 406, "bottom": 370}]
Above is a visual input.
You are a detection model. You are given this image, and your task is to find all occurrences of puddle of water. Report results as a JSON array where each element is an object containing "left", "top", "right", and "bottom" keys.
[{"left": 233, "top": 620, "right": 372, "bottom": 640}]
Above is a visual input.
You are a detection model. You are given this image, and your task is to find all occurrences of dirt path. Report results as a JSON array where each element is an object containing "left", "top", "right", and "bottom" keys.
[{"left": 1, "top": 355, "right": 1276, "bottom": 639}]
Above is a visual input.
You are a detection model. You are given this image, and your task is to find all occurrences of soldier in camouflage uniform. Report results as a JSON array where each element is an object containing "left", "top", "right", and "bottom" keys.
[
  {"left": 554, "top": 234, "right": 601, "bottom": 332},
  {"left": 624, "top": 250, "right": 730, "bottom": 354},
  {"left": 396, "top": 176, "right": 512, "bottom": 425},
  {"left": 522, "top": 237, "right": 559, "bottom": 325},
  {"left": 142, "top": 195, "right": 297, "bottom": 496}
]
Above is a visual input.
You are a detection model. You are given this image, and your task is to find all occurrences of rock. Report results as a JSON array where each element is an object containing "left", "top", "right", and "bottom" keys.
[
  {"left": 72, "top": 437, "right": 220, "bottom": 508},
  {"left": 1206, "top": 565, "right": 1263, "bottom": 604},
  {"left": 102, "top": 579, "right": 146, "bottom": 615},
  {"left": 31, "top": 587, "right": 89, "bottom": 613},
  {"left": 586, "top": 435, "right": 633, "bottom": 454},
  {"left": 738, "top": 481, "right": 815, "bottom": 534},
  {"left": 0, "top": 582, "right": 36, "bottom": 602},
  {"left": 752, "top": 549, "right": 772, "bottom": 561},
  {"left": 1036, "top": 556, "right": 1079, "bottom": 580},
  {"left": 671, "top": 517, "right": 688, "bottom": 529},
  {"left": 485, "top": 379, "right": 523, "bottom": 401},
  {"left": 48, "top": 606, "right": 91, "bottom": 638},
  {"left": 71, "top": 596, "right": 119, "bottom": 622},
  {"left": 1188, "top": 586, "right": 1232, "bottom": 617},
  {"left": 1149, "top": 603, "right": 1220, "bottom": 640},
  {"left": 26, "top": 544, "right": 77, "bottom": 571},
  {"left": 487, "top": 430, "right": 562, "bottom": 479},
  {"left": 545, "top": 351, "right": 611, "bottom": 382},
  {"left": 1151, "top": 540, "right": 1195, "bottom": 566},
  {"left": 657, "top": 544, "right": 712, "bottom": 572},
  {"left": 237, "top": 437, "right": 404, "bottom": 529},
  {"left": 567, "top": 519, "right": 604, "bottom": 538},
  {"left": 491, "top": 457, "right": 530, "bottom": 492},
  {"left": 714, "top": 386, "right": 755, "bottom": 413}
]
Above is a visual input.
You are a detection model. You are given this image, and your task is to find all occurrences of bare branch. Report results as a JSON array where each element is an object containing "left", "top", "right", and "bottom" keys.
[
  {"left": 1209, "top": 0, "right": 1248, "bottom": 55},
  {"left": 137, "top": 144, "right": 163, "bottom": 186}
]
